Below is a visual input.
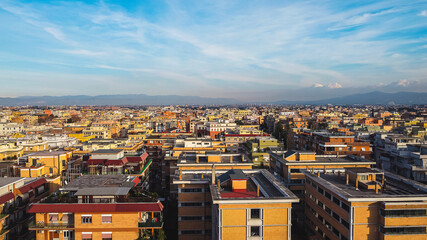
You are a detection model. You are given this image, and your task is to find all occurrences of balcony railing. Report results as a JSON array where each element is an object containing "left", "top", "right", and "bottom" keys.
[
  {"left": 138, "top": 218, "right": 163, "bottom": 228},
  {"left": 28, "top": 221, "right": 74, "bottom": 229}
]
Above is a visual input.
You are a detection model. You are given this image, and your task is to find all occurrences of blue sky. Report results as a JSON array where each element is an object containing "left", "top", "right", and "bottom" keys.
[{"left": 0, "top": 0, "right": 426, "bottom": 101}]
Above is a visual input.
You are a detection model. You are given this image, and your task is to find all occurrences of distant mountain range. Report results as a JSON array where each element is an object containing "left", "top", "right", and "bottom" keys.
[
  {"left": 274, "top": 91, "right": 427, "bottom": 105},
  {"left": 0, "top": 94, "right": 240, "bottom": 106},
  {"left": 0, "top": 91, "right": 425, "bottom": 106}
]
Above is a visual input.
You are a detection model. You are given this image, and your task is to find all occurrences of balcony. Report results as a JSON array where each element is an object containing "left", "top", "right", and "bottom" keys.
[
  {"left": 138, "top": 220, "right": 163, "bottom": 228},
  {"left": 28, "top": 221, "right": 74, "bottom": 229},
  {"left": 138, "top": 214, "right": 163, "bottom": 229}
]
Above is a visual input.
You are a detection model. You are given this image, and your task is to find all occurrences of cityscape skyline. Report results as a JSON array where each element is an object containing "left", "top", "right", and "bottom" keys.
[{"left": 1, "top": 0, "right": 427, "bottom": 101}]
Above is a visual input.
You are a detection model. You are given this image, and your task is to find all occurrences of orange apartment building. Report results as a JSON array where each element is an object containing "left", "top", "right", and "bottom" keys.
[
  {"left": 269, "top": 150, "right": 375, "bottom": 197},
  {"left": 210, "top": 169, "right": 299, "bottom": 240},
  {"left": 173, "top": 152, "right": 253, "bottom": 240},
  {"left": 28, "top": 175, "right": 164, "bottom": 240},
  {"left": 294, "top": 131, "right": 372, "bottom": 159},
  {"left": 18, "top": 151, "right": 72, "bottom": 180},
  {"left": 304, "top": 168, "right": 427, "bottom": 240}
]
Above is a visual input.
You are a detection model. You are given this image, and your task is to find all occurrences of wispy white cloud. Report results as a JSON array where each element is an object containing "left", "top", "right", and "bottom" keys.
[
  {"left": 420, "top": 10, "right": 427, "bottom": 17},
  {"left": 44, "top": 27, "right": 66, "bottom": 42}
]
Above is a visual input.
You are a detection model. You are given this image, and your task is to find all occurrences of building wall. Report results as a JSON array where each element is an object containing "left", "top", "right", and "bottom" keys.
[{"left": 217, "top": 203, "right": 292, "bottom": 240}]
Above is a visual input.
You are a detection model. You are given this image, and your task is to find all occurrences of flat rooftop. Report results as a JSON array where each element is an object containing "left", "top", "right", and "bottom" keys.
[
  {"left": 0, "top": 177, "right": 24, "bottom": 187},
  {"left": 306, "top": 171, "right": 427, "bottom": 200},
  {"left": 31, "top": 151, "right": 69, "bottom": 156},
  {"left": 211, "top": 169, "right": 299, "bottom": 202},
  {"left": 178, "top": 152, "right": 252, "bottom": 165},
  {"left": 62, "top": 175, "right": 136, "bottom": 191},
  {"left": 91, "top": 149, "right": 123, "bottom": 154}
]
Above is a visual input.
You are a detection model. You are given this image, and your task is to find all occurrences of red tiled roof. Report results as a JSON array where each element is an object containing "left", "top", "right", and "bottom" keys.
[
  {"left": 86, "top": 159, "right": 107, "bottom": 165},
  {"left": 18, "top": 178, "right": 47, "bottom": 194},
  {"left": 28, "top": 201, "right": 164, "bottom": 213},
  {"left": 104, "top": 159, "right": 127, "bottom": 166},
  {"left": 220, "top": 191, "right": 257, "bottom": 198},
  {"left": 124, "top": 152, "right": 148, "bottom": 163},
  {"left": 0, "top": 192, "right": 14, "bottom": 205}
]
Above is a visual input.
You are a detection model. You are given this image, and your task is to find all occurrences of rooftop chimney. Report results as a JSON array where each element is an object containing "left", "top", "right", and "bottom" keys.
[{"left": 257, "top": 185, "right": 260, "bottom": 197}]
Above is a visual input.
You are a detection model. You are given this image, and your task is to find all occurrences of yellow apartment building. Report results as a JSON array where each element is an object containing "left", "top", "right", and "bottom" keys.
[
  {"left": 20, "top": 151, "right": 72, "bottom": 178},
  {"left": 173, "top": 152, "right": 253, "bottom": 240},
  {"left": 0, "top": 141, "right": 24, "bottom": 160},
  {"left": 304, "top": 168, "right": 427, "bottom": 240},
  {"left": 210, "top": 169, "right": 299, "bottom": 240}
]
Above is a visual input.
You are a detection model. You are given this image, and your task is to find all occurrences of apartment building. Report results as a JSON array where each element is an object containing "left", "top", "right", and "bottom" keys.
[
  {"left": 0, "top": 177, "right": 52, "bottom": 240},
  {"left": 173, "top": 152, "right": 253, "bottom": 240},
  {"left": 28, "top": 175, "right": 164, "bottom": 240},
  {"left": 210, "top": 169, "right": 299, "bottom": 240},
  {"left": 0, "top": 141, "right": 24, "bottom": 160},
  {"left": 269, "top": 150, "right": 375, "bottom": 197},
  {"left": 19, "top": 151, "right": 72, "bottom": 178},
  {"left": 0, "top": 123, "right": 23, "bottom": 136},
  {"left": 244, "top": 137, "right": 279, "bottom": 167},
  {"left": 294, "top": 131, "right": 372, "bottom": 159},
  {"left": 304, "top": 168, "right": 427, "bottom": 240}
]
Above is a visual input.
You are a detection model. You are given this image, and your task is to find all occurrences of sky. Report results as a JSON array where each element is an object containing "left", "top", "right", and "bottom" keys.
[{"left": 0, "top": 0, "right": 427, "bottom": 101}]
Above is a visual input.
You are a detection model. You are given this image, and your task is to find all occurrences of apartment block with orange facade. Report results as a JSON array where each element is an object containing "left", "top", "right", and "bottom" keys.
[
  {"left": 304, "top": 168, "right": 427, "bottom": 240},
  {"left": 28, "top": 174, "right": 164, "bottom": 240},
  {"left": 18, "top": 151, "right": 72, "bottom": 179},
  {"left": 210, "top": 169, "right": 299, "bottom": 240},
  {"left": 173, "top": 152, "right": 253, "bottom": 240},
  {"left": 295, "top": 131, "right": 372, "bottom": 159},
  {"left": 269, "top": 150, "right": 375, "bottom": 198}
]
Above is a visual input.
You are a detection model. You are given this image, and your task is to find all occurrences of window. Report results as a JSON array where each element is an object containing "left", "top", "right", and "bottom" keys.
[
  {"left": 342, "top": 219, "right": 349, "bottom": 229},
  {"left": 333, "top": 212, "right": 340, "bottom": 221},
  {"left": 62, "top": 213, "right": 70, "bottom": 223},
  {"left": 250, "top": 226, "right": 261, "bottom": 236},
  {"left": 381, "top": 226, "right": 426, "bottom": 235},
  {"left": 181, "top": 202, "right": 203, "bottom": 207},
  {"left": 81, "top": 215, "right": 92, "bottom": 224},
  {"left": 251, "top": 209, "right": 261, "bottom": 219},
  {"left": 382, "top": 209, "right": 427, "bottom": 217},
  {"left": 49, "top": 213, "right": 58, "bottom": 222},
  {"left": 325, "top": 191, "right": 331, "bottom": 199},
  {"left": 63, "top": 230, "right": 73, "bottom": 239},
  {"left": 181, "top": 188, "right": 202, "bottom": 193},
  {"left": 333, "top": 197, "right": 340, "bottom": 206},
  {"left": 102, "top": 232, "right": 112, "bottom": 240},
  {"left": 342, "top": 203, "right": 350, "bottom": 212},
  {"left": 82, "top": 232, "right": 92, "bottom": 240},
  {"left": 102, "top": 214, "right": 112, "bottom": 223}
]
